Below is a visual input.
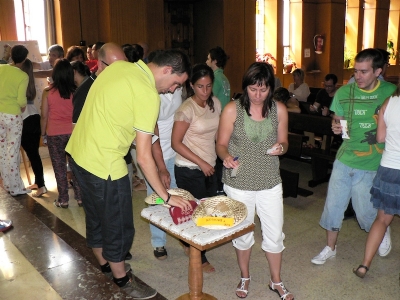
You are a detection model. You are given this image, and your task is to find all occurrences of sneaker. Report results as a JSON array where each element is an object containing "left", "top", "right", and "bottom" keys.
[
  {"left": 153, "top": 246, "right": 167, "bottom": 260},
  {"left": 378, "top": 226, "right": 392, "bottom": 257},
  {"left": 121, "top": 278, "right": 157, "bottom": 299},
  {"left": 0, "top": 219, "right": 12, "bottom": 232},
  {"left": 311, "top": 245, "right": 336, "bottom": 265},
  {"left": 103, "top": 262, "right": 132, "bottom": 280}
]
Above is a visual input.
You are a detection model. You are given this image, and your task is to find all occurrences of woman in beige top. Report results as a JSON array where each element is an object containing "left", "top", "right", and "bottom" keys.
[{"left": 172, "top": 63, "right": 221, "bottom": 273}]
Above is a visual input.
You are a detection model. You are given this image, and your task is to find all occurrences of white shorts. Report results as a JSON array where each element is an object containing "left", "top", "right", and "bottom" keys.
[{"left": 224, "top": 184, "right": 285, "bottom": 253}]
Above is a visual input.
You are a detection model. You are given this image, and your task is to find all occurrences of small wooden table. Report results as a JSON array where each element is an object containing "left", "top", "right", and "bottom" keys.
[{"left": 141, "top": 205, "right": 255, "bottom": 300}]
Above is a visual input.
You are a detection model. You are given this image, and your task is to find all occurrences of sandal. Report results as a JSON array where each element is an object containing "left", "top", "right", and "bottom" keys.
[
  {"left": 269, "top": 280, "right": 294, "bottom": 300},
  {"left": 54, "top": 200, "right": 68, "bottom": 208},
  {"left": 236, "top": 277, "right": 250, "bottom": 298},
  {"left": 202, "top": 262, "right": 215, "bottom": 273},
  {"left": 33, "top": 186, "right": 48, "bottom": 197},
  {"left": 353, "top": 264, "right": 369, "bottom": 278}
]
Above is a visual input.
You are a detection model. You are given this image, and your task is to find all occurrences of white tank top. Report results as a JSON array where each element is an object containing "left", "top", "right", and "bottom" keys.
[{"left": 381, "top": 95, "right": 400, "bottom": 170}]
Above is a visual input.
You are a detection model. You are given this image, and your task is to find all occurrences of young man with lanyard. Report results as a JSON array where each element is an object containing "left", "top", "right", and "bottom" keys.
[{"left": 311, "top": 48, "right": 397, "bottom": 265}]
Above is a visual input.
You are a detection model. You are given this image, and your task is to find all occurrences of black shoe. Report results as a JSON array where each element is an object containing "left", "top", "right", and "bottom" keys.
[
  {"left": 103, "top": 262, "right": 132, "bottom": 280},
  {"left": 216, "top": 190, "right": 226, "bottom": 196},
  {"left": 153, "top": 246, "right": 167, "bottom": 260},
  {"left": 121, "top": 278, "right": 157, "bottom": 299},
  {"left": 125, "top": 251, "right": 132, "bottom": 260}
]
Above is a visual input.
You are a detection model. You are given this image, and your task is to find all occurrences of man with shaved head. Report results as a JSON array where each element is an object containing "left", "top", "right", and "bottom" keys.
[
  {"left": 72, "top": 43, "right": 127, "bottom": 124},
  {"left": 66, "top": 43, "right": 191, "bottom": 299}
]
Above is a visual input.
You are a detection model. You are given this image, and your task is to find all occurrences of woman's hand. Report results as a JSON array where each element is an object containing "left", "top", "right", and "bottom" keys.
[
  {"left": 223, "top": 155, "right": 239, "bottom": 169},
  {"left": 267, "top": 143, "right": 284, "bottom": 156},
  {"left": 199, "top": 161, "right": 215, "bottom": 176}
]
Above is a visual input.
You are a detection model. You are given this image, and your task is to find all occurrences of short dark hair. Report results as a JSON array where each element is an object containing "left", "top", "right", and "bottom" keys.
[
  {"left": 11, "top": 45, "right": 29, "bottom": 64},
  {"left": 209, "top": 46, "right": 229, "bottom": 69},
  {"left": 273, "top": 87, "right": 290, "bottom": 104},
  {"left": 355, "top": 48, "right": 384, "bottom": 71},
  {"left": 123, "top": 44, "right": 144, "bottom": 63},
  {"left": 48, "top": 44, "right": 64, "bottom": 58},
  {"left": 375, "top": 48, "right": 390, "bottom": 65},
  {"left": 132, "top": 44, "right": 144, "bottom": 60},
  {"left": 149, "top": 49, "right": 191, "bottom": 77},
  {"left": 71, "top": 60, "right": 90, "bottom": 77},
  {"left": 324, "top": 73, "right": 338, "bottom": 85},
  {"left": 241, "top": 62, "right": 275, "bottom": 118},
  {"left": 93, "top": 42, "right": 105, "bottom": 51}
]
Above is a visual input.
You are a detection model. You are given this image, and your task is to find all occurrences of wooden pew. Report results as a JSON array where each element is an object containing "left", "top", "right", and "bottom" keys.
[
  {"left": 280, "top": 133, "right": 313, "bottom": 198},
  {"left": 286, "top": 112, "right": 340, "bottom": 187}
]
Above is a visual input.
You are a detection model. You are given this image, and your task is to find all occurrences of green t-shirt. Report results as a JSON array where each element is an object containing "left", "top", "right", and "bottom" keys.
[
  {"left": 330, "top": 80, "right": 396, "bottom": 170},
  {"left": 66, "top": 60, "right": 160, "bottom": 180},
  {"left": 213, "top": 68, "right": 230, "bottom": 109},
  {"left": 0, "top": 64, "right": 28, "bottom": 115}
]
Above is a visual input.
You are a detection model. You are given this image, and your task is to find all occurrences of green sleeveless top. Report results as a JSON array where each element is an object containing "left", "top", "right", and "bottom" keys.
[{"left": 222, "top": 100, "right": 281, "bottom": 190}]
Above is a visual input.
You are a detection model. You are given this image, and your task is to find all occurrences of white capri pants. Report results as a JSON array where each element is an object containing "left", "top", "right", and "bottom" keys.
[{"left": 224, "top": 184, "right": 285, "bottom": 253}]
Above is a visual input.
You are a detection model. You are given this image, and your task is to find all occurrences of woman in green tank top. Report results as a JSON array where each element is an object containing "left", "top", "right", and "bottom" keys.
[{"left": 216, "top": 62, "right": 294, "bottom": 300}]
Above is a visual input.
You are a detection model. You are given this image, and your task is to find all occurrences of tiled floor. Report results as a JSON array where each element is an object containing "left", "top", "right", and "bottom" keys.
[{"left": 1, "top": 148, "right": 399, "bottom": 299}]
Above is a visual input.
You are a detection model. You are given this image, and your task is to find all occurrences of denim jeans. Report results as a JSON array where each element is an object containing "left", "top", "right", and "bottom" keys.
[
  {"left": 146, "top": 156, "right": 177, "bottom": 248},
  {"left": 320, "top": 160, "right": 377, "bottom": 232}
]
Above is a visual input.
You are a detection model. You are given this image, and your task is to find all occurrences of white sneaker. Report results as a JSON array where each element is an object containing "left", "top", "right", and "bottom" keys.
[
  {"left": 378, "top": 226, "right": 392, "bottom": 257},
  {"left": 311, "top": 245, "right": 336, "bottom": 265}
]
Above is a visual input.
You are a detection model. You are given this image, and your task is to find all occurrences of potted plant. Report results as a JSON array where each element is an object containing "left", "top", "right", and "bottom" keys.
[
  {"left": 387, "top": 40, "right": 398, "bottom": 61},
  {"left": 344, "top": 48, "right": 355, "bottom": 68},
  {"left": 283, "top": 56, "right": 295, "bottom": 73}
]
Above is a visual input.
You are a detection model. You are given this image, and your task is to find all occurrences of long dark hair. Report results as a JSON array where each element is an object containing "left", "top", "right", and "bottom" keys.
[
  {"left": 51, "top": 58, "right": 75, "bottom": 99},
  {"left": 240, "top": 62, "right": 275, "bottom": 117},
  {"left": 189, "top": 63, "right": 215, "bottom": 112},
  {"left": 20, "top": 59, "right": 36, "bottom": 101}
]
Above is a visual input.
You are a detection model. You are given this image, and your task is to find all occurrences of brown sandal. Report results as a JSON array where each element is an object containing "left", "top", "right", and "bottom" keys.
[{"left": 353, "top": 265, "right": 369, "bottom": 278}]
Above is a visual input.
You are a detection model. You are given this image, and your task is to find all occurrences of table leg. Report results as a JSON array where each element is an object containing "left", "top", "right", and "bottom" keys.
[{"left": 176, "top": 246, "right": 216, "bottom": 300}]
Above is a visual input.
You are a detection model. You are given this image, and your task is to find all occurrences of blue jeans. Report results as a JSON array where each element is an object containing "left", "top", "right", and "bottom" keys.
[
  {"left": 146, "top": 156, "right": 176, "bottom": 248},
  {"left": 320, "top": 160, "right": 377, "bottom": 232}
]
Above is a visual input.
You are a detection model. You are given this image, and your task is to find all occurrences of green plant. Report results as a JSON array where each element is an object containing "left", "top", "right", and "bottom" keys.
[
  {"left": 387, "top": 40, "right": 398, "bottom": 60},
  {"left": 344, "top": 48, "right": 355, "bottom": 68}
]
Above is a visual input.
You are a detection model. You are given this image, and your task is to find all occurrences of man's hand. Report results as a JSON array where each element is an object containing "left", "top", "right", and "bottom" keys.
[
  {"left": 331, "top": 120, "right": 342, "bottom": 135},
  {"left": 168, "top": 195, "right": 192, "bottom": 211},
  {"left": 158, "top": 169, "right": 171, "bottom": 189}
]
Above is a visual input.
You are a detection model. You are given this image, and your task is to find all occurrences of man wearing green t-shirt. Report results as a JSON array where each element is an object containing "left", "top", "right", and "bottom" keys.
[
  {"left": 66, "top": 46, "right": 191, "bottom": 299},
  {"left": 206, "top": 46, "right": 231, "bottom": 194},
  {"left": 311, "top": 48, "right": 397, "bottom": 266}
]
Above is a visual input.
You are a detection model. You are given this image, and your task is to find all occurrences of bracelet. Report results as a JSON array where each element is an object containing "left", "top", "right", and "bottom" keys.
[
  {"left": 279, "top": 143, "right": 284, "bottom": 153},
  {"left": 165, "top": 193, "right": 171, "bottom": 204}
]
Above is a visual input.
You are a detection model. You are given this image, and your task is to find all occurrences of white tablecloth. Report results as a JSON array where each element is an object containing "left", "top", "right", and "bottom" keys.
[{"left": 141, "top": 205, "right": 254, "bottom": 247}]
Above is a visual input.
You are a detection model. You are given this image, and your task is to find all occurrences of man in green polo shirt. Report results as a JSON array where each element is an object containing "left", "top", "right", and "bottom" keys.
[{"left": 66, "top": 45, "right": 191, "bottom": 299}]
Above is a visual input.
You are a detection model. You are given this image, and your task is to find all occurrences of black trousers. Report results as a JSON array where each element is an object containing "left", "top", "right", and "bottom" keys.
[
  {"left": 175, "top": 165, "right": 217, "bottom": 264},
  {"left": 21, "top": 114, "right": 45, "bottom": 188}
]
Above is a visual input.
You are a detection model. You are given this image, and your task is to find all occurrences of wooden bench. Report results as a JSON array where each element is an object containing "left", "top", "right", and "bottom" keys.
[
  {"left": 280, "top": 133, "right": 313, "bottom": 198},
  {"left": 286, "top": 112, "right": 341, "bottom": 188}
]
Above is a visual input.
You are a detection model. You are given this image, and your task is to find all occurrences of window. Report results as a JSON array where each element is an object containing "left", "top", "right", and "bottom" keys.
[{"left": 13, "top": 0, "right": 55, "bottom": 55}]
